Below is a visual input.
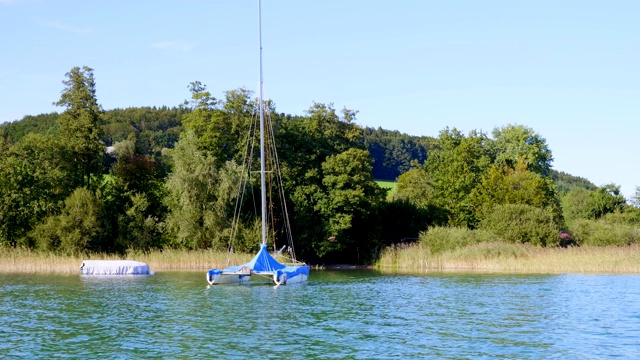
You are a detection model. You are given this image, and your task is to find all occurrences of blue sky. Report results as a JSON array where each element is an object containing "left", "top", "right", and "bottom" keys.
[{"left": 1, "top": 0, "right": 639, "bottom": 198}]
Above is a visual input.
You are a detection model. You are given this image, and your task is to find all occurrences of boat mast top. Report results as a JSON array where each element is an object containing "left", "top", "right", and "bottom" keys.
[{"left": 258, "top": 0, "right": 267, "bottom": 247}]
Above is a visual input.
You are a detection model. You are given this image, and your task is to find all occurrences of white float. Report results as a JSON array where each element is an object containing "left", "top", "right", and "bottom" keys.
[{"left": 80, "top": 260, "right": 154, "bottom": 275}]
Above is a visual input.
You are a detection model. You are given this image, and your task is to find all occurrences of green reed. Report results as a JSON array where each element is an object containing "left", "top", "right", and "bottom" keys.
[{"left": 376, "top": 242, "right": 640, "bottom": 273}]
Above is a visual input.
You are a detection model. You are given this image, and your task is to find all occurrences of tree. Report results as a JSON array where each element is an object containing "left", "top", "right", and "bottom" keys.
[
  {"left": 55, "top": 66, "right": 105, "bottom": 189},
  {"left": 164, "top": 132, "right": 245, "bottom": 250},
  {"left": 394, "top": 166, "right": 435, "bottom": 208},
  {"left": 562, "top": 184, "right": 626, "bottom": 221},
  {"left": 183, "top": 81, "right": 217, "bottom": 110},
  {"left": 111, "top": 137, "right": 161, "bottom": 194},
  {"left": 363, "top": 127, "right": 432, "bottom": 180},
  {"left": 424, "top": 128, "right": 492, "bottom": 227},
  {"left": 632, "top": 186, "right": 640, "bottom": 208},
  {"left": 551, "top": 170, "right": 597, "bottom": 195},
  {"left": 313, "top": 148, "right": 386, "bottom": 260},
  {"left": 180, "top": 82, "right": 237, "bottom": 166},
  {"left": 0, "top": 134, "right": 68, "bottom": 247},
  {"left": 118, "top": 193, "right": 164, "bottom": 251},
  {"left": 491, "top": 124, "right": 553, "bottom": 175},
  {"left": 561, "top": 187, "right": 592, "bottom": 222},
  {"left": 471, "top": 159, "right": 561, "bottom": 223},
  {"left": 31, "top": 187, "right": 102, "bottom": 254},
  {"left": 586, "top": 184, "right": 625, "bottom": 219}
]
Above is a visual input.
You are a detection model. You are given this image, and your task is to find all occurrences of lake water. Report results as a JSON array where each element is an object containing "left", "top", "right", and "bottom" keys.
[{"left": 1, "top": 270, "right": 639, "bottom": 359}]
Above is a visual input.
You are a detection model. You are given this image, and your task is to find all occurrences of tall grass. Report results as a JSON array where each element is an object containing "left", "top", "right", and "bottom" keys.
[
  {"left": 5, "top": 242, "right": 640, "bottom": 274},
  {"left": 376, "top": 242, "right": 640, "bottom": 273},
  {"left": 0, "top": 248, "right": 253, "bottom": 274}
]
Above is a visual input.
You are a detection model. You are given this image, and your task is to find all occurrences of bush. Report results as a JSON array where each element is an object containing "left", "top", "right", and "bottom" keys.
[
  {"left": 568, "top": 219, "right": 640, "bottom": 246},
  {"left": 420, "top": 226, "right": 497, "bottom": 254},
  {"left": 29, "top": 217, "right": 61, "bottom": 251},
  {"left": 479, "top": 204, "right": 559, "bottom": 246},
  {"left": 28, "top": 188, "right": 102, "bottom": 255}
]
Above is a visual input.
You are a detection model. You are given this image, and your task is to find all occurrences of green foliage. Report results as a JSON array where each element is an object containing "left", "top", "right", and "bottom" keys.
[
  {"left": 181, "top": 84, "right": 254, "bottom": 167},
  {"left": 8, "top": 66, "right": 634, "bottom": 263},
  {"left": 377, "top": 200, "right": 434, "bottom": 245},
  {"left": 551, "top": 169, "right": 597, "bottom": 195},
  {"left": 562, "top": 184, "right": 625, "bottom": 221},
  {"left": 568, "top": 218, "right": 640, "bottom": 246},
  {"left": 587, "top": 184, "right": 625, "bottom": 219},
  {"left": 420, "top": 226, "right": 497, "bottom": 254},
  {"left": 313, "top": 148, "right": 386, "bottom": 259},
  {"left": 101, "top": 106, "right": 185, "bottom": 153},
  {"left": 111, "top": 138, "right": 162, "bottom": 193},
  {"left": 561, "top": 187, "right": 591, "bottom": 221},
  {"left": 277, "top": 102, "right": 370, "bottom": 261},
  {"left": 479, "top": 204, "right": 559, "bottom": 246},
  {"left": 164, "top": 132, "right": 242, "bottom": 250},
  {"left": 394, "top": 166, "right": 435, "bottom": 209},
  {"left": 1, "top": 113, "right": 60, "bottom": 142},
  {"left": 363, "top": 127, "right": 433, "bottom": 180},
  {"left": 471, "top": 160, "right": 562, "bottom": 223},
  {"left": 118, "top": 193, "right": 164, "bottom": 251},
  {"left": 491, "top": 124, "right": 553, "bottom": 175},
  {"left": 31, "top": 188, "right": 102, "bottom": 254},
  {"left": 600, "top": 209, "right": 640, "bottom": 226},
  {"left": 55, "top": 66, "right": 105, "bottom": 189},
  {"left": 183, "top": 81, "right": 218, "bottom": 110},
  {"left": 0, "top": 134, "right": 69, "bottom": 247},
  {"left": 425, "top": 128, "right": 492, "bottom": 227}
]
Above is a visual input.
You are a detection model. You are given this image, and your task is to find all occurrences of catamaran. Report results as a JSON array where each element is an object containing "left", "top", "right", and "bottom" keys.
[{"left": 206, "top": 0, "right": 309, "bottom": 286}]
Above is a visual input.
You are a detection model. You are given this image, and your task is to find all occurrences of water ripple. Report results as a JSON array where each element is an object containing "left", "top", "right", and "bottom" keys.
[{"left": 1, "top": 272, "right": 639, "bottom": 359}]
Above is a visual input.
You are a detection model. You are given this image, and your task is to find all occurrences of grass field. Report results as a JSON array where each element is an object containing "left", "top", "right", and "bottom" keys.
[{"left": 375, "top": 180, "right": 397, "bottom": 200}]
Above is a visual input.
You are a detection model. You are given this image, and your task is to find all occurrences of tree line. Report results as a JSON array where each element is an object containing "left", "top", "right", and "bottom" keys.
[{"left": 1, "top": 66, "right": 639, "bottom": 264}]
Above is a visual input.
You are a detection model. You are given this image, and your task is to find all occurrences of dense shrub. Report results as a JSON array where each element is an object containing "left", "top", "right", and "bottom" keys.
[
  {"left": 420, "top": 226, "right": 497, "bottom": 254},
  {"left": 568, "top": 219, "right": 640, "bottom": 246},
  {"left": 479, "top": 204, "right": 559, "bottom": 246},
  {"left": 29, "top": 188, "right": 102, "bottom": 254}
]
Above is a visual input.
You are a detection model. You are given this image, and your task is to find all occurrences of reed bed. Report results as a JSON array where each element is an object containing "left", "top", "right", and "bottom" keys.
[
  {"left": 4, "top": 243, "right": 640, "bottom": 274},
  {"left": 0, "top": 248, "right": 253, "bottom": 274},
  {"left": 376, "top": 242, "right": 640, "bottom": 274}
]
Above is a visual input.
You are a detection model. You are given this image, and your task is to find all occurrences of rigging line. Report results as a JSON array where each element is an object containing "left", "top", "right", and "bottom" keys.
[
  {"left": 225, "top": 108, "right": 259, "bottom": 267},
  {"left": 265, "top": 107, "right": 298, "bottom": 261},
  {"left": 264, "top": 113, "right": 278, "bottom": 252}
]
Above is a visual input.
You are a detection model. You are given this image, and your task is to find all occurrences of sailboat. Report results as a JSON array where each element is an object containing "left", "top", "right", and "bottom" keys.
[{"left": 206, "top": 0, "right": 310, "bottom": 286}]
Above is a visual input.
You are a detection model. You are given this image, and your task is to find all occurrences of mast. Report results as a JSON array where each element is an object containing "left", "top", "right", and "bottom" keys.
[{"left": 258, "top": 0, "right": 267, "bottom": 247}]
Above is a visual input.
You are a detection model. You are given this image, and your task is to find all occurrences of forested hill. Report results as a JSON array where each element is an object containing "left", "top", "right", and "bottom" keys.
[
  {"left": 1, "top": 107, "right": 186, "bottom": 155},
  {"left": 2, "top": 107, "right": 438, "bottom": 181},
  {"left": 1, "top": 107, "right": 602, "bottom": 190},
  {"left": 363, "top": 127, "right": 437, "bottom": 180}
]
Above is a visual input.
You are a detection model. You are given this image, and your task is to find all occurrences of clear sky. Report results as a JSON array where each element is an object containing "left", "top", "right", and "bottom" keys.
[{"left": 1, "top": 0, "right": 639, "bottom": 198}]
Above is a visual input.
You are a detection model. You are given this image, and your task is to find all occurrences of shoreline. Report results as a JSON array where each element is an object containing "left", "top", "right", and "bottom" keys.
[{"left": 2, "top": 243, "right": 640, "bottom": 274}]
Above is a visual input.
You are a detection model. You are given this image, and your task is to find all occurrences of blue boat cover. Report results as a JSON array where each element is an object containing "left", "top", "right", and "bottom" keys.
[
  {"left": 209, "top": 244, "right": 309, "bottom": 281},
  {"left": 241, "top": 244, "right": 286, "bottom": 273}
]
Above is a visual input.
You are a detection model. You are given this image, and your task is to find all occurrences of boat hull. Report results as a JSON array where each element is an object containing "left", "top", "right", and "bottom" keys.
[
  {"left": 207, "top": 271, "right": 250, "bottom": 285},
  {"left": 274, "top": 270, "right": 308, "bottom": 285}
]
